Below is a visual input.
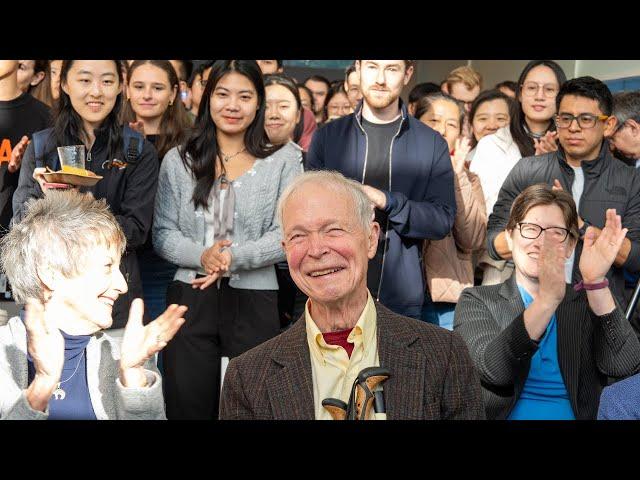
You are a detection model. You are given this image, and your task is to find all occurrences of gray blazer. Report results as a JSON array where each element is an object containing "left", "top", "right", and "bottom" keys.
[
  {"left": 0, "top": 317, "right": 166, "bottom": 420},
  {"left": 454, "top": 273, "right": 640, "bottom": 419},
  {"left": 220, "top": 301, "right": 485, "bottom": 420},
  {"left": 153, "top": 142, "right": 303, "bottom": 290}
]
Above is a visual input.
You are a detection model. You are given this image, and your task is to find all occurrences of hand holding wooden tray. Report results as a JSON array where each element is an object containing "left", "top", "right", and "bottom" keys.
[{"left": 42, "top": 166, "right": 103, "bottom": 187}]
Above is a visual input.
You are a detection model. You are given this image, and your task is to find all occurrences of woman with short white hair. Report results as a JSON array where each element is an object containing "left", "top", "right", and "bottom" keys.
[{"left": 0, "top": 190, "right": 186, "bottom": 420}]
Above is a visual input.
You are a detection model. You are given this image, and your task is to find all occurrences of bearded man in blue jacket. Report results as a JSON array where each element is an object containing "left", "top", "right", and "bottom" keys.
[{"left": 307, "top": 60, "right": 456, "bottom": 319}]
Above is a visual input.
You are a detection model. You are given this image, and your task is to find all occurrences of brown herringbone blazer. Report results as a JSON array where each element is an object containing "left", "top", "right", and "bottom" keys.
[{"left": 219, "top": 302, "right": 485, "bottom": 420}]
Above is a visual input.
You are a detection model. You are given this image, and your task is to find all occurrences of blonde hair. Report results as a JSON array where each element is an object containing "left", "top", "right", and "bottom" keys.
[{"left": 445, "top": 66, "right": 483, "bottom": 91}]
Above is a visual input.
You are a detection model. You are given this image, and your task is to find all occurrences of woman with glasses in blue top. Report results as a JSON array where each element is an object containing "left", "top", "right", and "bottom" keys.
[{"left": 454, "top": 184, "right": 640, "bottom": 420}]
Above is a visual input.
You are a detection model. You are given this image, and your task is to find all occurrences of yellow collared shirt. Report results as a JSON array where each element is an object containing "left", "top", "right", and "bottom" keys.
[{"left": 305, "top": 291, "right": 385, "bottom": 420}]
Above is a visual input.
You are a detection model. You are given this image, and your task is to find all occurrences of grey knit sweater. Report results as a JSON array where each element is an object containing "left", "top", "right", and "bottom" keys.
[
  {"left": 153, "top": 141, "right": 303, "bottom": 290},
  {"left": 0, "top": 317, "right": 165, "bottom": 420}
]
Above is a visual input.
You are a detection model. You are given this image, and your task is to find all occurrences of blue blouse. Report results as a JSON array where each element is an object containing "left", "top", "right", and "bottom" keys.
[
  {"left": 23, "top": 311, "right": 97, "bottom": 420},
  {"left": 508, "top": 285, "right": 575, "bottom": 420}
]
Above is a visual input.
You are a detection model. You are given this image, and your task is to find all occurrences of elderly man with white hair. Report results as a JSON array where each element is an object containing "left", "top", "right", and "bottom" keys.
[
  {"left": 219, "top": 171, "right": 483, "bottom": 420},
  {"left": 0, "top": 190, "right": 187, "bottom": 420}
]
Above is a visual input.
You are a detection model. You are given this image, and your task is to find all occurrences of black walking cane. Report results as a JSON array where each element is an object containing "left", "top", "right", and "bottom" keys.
[{"left": 625, "top": 277, "right": 640, "bottom": 322}]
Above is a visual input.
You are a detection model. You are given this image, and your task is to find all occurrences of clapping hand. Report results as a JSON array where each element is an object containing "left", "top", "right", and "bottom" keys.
[
  {"left": 579, "top": 209, "right": 627, "bottom": 283},
  {"left": 24, "top": 298, "right": 64, "bottom": 386},
  {"left": 451, "top": 137, "right": 472, "bottom": 174},
  {"left": 128, "top": 121, "right": 145, "bottom": 136},
  {"left": 119, "top": 299, "right": 187, "bottom": 387},
  {"left": 9, "top": 136, "right": 29, "bottom": 173},
  {"left": 534, "top": 131, "right": 559, "bottom": 156},
  {"left": 24, "top": 298, "right": 64, "bottom": 412},
  {"left": 537, "top": 234, "right": 568, "bottom": 308},
  {"left": 201, "top": 240, "right": 232, "bottom": 275}
]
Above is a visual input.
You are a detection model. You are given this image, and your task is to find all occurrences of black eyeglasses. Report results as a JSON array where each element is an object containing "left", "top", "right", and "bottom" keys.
[
  {"left": 517, "top": 222, "right": 571, "bottom": 242},
  {"left": 555, "top": 113, "right": 609, "bottom": 129}
]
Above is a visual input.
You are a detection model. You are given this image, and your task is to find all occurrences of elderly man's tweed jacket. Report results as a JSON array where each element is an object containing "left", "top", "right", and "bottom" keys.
[{"left": 219, "top": 302, "right": 484, "bottom": 420}]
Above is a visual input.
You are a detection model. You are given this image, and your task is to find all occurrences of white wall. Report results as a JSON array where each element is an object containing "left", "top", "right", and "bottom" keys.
[
  {"left": 471, "top": 60, "right": 577, "bottom": 88},
  {"left": 574, "top": 60, "right": 640, "bottom": 81}
]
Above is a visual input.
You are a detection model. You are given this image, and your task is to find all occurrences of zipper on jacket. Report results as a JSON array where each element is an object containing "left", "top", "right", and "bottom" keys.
[
  {"left": 356, "top": 104, "right": 406, "bottom": 301},
  {"left": 376, "top": 115, "right": 404, "bottom": 301}
]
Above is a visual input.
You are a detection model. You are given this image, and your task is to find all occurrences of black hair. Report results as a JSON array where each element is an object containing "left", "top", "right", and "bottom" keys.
[
  {"left": 264, "top": 74, "right": 303, "bottom": 144},
  {"left": 171, "top": 60, "right": 193, "bottom": 83},
  {"left": 468, "top": 89, "right": 512, "bottom": 148},
  {"left": 304, "top": 75, "right": 331, "bottom": 90},
  {"left": 188, "top": 61, "right": 213, "bottom": 88},
  {"left": 408, "top": 82, "right": 441, "bottom": 105},
  {"left": 413, "top": 92, "right": 465, "bottom": 134},
  {"left": 180, "top": 60, "right": 279, "bottom": 210},
  {"left": 323, "top": 82, "right": 350, "bottom": 122},
  {"left": 264, "top": 74, "right": 302, "bottom": 110},
  {"left": 556, "top": 76, "right": 613, "bottom": 116},
  {"left": 52, "top": 60, "right": 124, "bottom": 161},
  {"left": 510, "top": 60, "right": 567, "bottom": 157},
  {"left": 345, "top": 63, "right": 356, "bottom": 79},
  {"left": 297, "top": 84, "right": 314, "bottom": 106},
  {"left": 495, "top": 80, "right": 517, "bottom": 93}
]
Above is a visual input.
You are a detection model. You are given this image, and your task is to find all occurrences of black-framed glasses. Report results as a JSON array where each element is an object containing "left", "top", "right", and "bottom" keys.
[
  {"left": 555, "top": 113, "right": 609, "bottom": 129},
  {"left": 517, "top": 222, "right": 571, "bottom": 242},
  {"left": 521, "top": 81, "right": 559, "bottom": 98},
  {"left": 611, "top": 119, "right": 629, "bottom": 137}
]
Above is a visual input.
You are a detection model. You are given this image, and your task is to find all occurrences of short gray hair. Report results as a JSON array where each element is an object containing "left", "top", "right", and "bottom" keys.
[
  {"left": 0, "top": 190, "right": 126, "bottom": 304},
  {"left": 277, "top": 170, "right": 373, "bottom": 234},
  {"left": 613, "top": 91, "right": 640, "bottom": 126}
]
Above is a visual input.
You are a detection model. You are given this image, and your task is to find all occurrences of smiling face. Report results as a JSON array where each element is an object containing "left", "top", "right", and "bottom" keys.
[
  {"left": 265, "top": 83, "right": 301, "bottom": 145},
  {"left": 282, "top": 182, "right": 379, "bottom": 306},
  {"left": 326, "top": 90, "right": 352, "bottom": 120},
  {"left": 506, "top": 204, "right": 575, "bottom": 282},
  {"left": 358, "top": 60, "right": 413, "bottom": 111},
  {"left": 519, "top": 65, "right": 559, "bottom": 124},
  {"left": 419, "top": 98, "right": 461, "bottom": 152},
  {"left": 472, "top": 98, "right": 510, "bottom": 141},
  {"left": 48, "top": 243, "right": 128, "bottom": 334},
  {"left": 128, "top": 63, "right": 177, "bottom": 122},
  {"left": 210, "top": 71, "right": 259, "bottom": 135},
  {"left": 61, "top": 60, "right": 121, "bottom": 133}
]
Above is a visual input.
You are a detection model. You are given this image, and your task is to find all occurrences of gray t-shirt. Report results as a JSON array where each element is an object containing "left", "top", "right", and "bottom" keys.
[
  {"left": 565, "top": 165, "right": 585, "bottom": 282},
  {"left": 361, "top": 116, "right": 403, "bottom": 294}
]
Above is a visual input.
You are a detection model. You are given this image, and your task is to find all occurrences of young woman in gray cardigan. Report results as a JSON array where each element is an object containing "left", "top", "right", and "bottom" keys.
[{"left": 152, "top": 60, "right": 303, "bottom": 419}]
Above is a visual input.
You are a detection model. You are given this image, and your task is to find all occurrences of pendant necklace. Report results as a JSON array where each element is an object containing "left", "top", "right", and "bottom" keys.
[
  {"left": 219, "top": 147, "right": 246, "bottom": 163},
  {"left": 52, "top": 350, "right": 85, "bottom": 401}
]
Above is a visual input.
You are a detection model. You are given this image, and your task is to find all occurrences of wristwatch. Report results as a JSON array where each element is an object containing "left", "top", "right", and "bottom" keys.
[{"left": 578, "top": 219, "right": 591, "bottom": 238}]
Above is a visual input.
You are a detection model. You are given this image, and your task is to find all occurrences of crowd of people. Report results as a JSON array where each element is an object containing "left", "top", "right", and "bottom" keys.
[{"left": 1, "top": 58, "right": 640, "bottom": 420}]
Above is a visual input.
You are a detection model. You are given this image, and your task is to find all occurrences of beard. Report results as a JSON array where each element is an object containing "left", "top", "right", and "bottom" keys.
[{"left": 362, "top": 88, "right": 398, "bottom": 110}]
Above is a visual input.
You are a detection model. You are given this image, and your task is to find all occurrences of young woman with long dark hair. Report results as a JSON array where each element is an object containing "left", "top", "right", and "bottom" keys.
[
  {"left": 153, "top": 60, "right": 303, "bottom": 419},
  {"left": 469, "top": 60, "right": 567, "bottom": 285},
  {"left": 13, "top": 60, "right": 160, "bottom": 331}
]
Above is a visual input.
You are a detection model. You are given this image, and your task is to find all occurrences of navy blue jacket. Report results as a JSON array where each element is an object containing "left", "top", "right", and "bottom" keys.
[
  {"left": 598, "top": 372, "right": 640, "bottom": 420},
  {"left": 307, "top": 101, "right": 456, "bottom": 317}
]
